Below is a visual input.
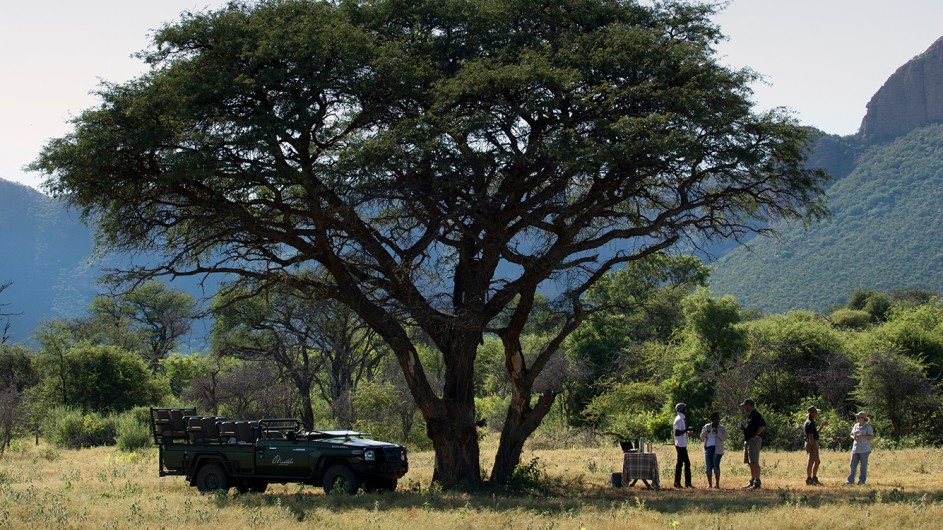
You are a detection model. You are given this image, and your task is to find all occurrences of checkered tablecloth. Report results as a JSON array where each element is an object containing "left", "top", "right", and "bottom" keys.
[{"left": 622, "top": 452, "right": 660, "bottom": 489}]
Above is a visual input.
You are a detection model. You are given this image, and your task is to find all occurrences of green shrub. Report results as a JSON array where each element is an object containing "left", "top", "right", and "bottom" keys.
[
  {"left": 115, "top": 407, "right": 153, "bottom": 452},
  {"left": 42, "top": 407, "right": 117, "bottom": 448},
  {"left": 506, "top": 457, "right": 555, "bottom": 495},
  {"left": 41, "top": 407, "right": 83, "bottom": 448},
  {"left": 352, "top": 380, "right": 430, "bottom": 450},
  {"left": 583, "top": 382, "right": 667, "bottom": 440},
  {"left": 830, "top": 308, "right": 873, "bottom": 330}
]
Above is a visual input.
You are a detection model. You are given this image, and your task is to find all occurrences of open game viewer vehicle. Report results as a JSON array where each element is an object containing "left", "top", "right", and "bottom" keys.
[{"left": 151, "top": 408, "right": 408, "bottom": 494}]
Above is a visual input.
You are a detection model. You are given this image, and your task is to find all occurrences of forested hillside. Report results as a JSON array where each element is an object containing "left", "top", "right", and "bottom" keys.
[
  {"left": 0, "top": 179, "right": 216, "bottom": 345},
  {"left": 709, "top": 124, "right": 943, "bottom": 313},
  {"left": 0, "top": 179, "right": 97, "bottom": 340}
]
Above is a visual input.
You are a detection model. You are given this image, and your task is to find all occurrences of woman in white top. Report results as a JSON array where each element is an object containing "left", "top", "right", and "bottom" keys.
[
  {"left": 846, "top": 411, "right": 875, "bottom": 485},
  {"left": 700, "top": 412, "right": 728, "bottom": 488}
]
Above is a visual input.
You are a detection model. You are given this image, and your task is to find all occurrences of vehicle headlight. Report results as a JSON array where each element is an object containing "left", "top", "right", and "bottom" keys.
[{"left": 364, "top": 449, "right": 376, "bottom": 461}]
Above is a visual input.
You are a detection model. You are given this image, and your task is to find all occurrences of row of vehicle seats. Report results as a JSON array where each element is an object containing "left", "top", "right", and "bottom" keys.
[
  {"left": 152, "top": 408, "right": 196, "bottom": 441},
  {"left": 217, "top": 420, "right": 259, "bottom": 444},
  {"left": 151, "top": 408, "right": 259, "bottom": 444},
  {"left": 184, "top": 415, "right": 228, "bottom": 443}
]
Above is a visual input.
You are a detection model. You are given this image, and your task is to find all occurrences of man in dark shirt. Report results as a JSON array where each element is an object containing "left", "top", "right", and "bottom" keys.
[
  {"left": 739, "top": 399, "right": 766, "bottom": 489},
  {"left": 804, "top": 406, "right": 828, "bottom": 485}
]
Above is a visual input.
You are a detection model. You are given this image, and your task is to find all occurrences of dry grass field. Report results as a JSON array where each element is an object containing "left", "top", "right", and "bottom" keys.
[{"left": 1, "top": 435, "right": 942, "bottom": 529}]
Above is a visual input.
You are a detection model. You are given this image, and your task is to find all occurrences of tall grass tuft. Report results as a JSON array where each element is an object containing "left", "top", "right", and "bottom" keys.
[{"left": 115, "top": 408, "right": 152, "bottom": 452}]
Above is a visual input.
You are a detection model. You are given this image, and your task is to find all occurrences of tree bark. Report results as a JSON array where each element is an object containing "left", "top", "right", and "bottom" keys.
[
  {"left": 490, "top": 390, "right": 556, "bottom": 485},
  {"left": 298, "top": 382, "right": 315, "bottom": 431},
  {"left": 427, "top": 400, "right": 481, "bottom": 488}
]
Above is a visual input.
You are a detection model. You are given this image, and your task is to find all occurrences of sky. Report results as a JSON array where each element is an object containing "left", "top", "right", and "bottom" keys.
[{"left": 3, "top": 1, "right": 943, "bottom": 191}]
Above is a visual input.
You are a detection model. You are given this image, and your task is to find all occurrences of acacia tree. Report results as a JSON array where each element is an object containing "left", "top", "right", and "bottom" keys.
[
  {"left": 211, "top": 277, "right": 388, "bottom": 429},
  {"left": 853, "top": 350, "right": 939, "bottom": 442},
  {"left": 90, "top": 281, "right": 196, "bottom": 373},
  {"left": 33, "top": 0, "right": 828, "bottom": 486}
]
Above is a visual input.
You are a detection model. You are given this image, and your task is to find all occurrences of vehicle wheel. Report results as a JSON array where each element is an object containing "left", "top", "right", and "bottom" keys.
[
  {"left": 195, "top": 463, "right": 229, "bottom": 493},
  {"left": 322, "top": 464, "right": 362, "bottom": 495}
]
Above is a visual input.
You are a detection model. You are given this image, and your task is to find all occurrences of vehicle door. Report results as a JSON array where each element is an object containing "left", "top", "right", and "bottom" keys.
[{"left": 255, "top": 437, "right": 311, "bottom": 478}]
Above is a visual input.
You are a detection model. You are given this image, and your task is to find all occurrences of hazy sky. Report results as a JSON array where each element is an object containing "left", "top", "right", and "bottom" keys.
[{"left": 4, "top": 0, "right": 943, "bottom": 190}]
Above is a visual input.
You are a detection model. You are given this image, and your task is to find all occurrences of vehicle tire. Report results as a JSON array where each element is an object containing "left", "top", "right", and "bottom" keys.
[
  {"left": 195, "top": 463, "right": 229, "bottom": 493},
  {"left": 322, "top": 464, "right": 362, "bottom": 495}
]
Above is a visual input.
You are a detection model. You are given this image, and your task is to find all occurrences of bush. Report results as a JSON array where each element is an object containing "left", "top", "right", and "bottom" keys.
[
  {"left": 115, "top": 407, "right": 153, "bottom": 452},
  {"left": 42, "top": 407, "right": 116, "bottom": 448},
  {"left": 527, "top": 427, "right": 600, "bottom": 451},
  {"left": 31, "top": 344, "right": 169, "bottom": 419},
  {"left": 829, "top": 308, "right": 873, "bottom": 330},
  {"left": 582, "top": 382, "right": 668, "bottom": 440},
  {"left": 505, "top": 457, "right": 566, "bottom": 495},
  {"left": 353, "top": 380, "right": 430, "bottom": 450}
]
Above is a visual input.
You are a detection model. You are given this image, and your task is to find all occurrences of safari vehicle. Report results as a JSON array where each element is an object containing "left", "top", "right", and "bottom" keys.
[{"left": 151, "top": 408, "right": 408, "bottom": 494}]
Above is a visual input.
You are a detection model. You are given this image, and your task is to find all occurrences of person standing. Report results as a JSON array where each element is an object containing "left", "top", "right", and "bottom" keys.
[
  {"left": 804, "top": 406, "right": 828, "bottom": 485},
  {"left": 739, "top": 398, "right": 766, "bottom": 489},
  {"left": 700, "top": 412, "right": 728, "bottom": 488},
  {"left": 846, "top": 411, "right": 875, "bottom": 485},
  {"left": 673, "top": 403, "right": 694, "bottom": 488}
]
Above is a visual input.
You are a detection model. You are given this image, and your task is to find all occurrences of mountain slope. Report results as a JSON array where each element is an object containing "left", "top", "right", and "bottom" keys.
[
  {"left": 0, "top": 179, "right": 98, "bottom": 340},
  {"left": 709, "top": 124, "right": 943, "bottom": 313},
  {"left": 0, "top": 178, "right": 216, "bottom": 347}
]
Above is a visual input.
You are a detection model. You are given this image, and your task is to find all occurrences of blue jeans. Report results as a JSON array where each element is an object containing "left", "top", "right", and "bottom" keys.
[
  {"left": 704, "top": 445, "right": 723, "bottom": 476},
  {"left": 847, "top": 451, "right": 870, "bottom": 484}
]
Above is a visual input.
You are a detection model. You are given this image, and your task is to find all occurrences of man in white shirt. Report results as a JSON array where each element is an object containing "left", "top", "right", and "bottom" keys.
[{"left": 673, "top": 402, "right": 693, "bottom": 488}]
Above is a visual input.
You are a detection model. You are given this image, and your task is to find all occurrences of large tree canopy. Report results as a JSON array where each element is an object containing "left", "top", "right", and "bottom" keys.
[{"left": 33, "top": 0, "right": 828, "bottom": 487}]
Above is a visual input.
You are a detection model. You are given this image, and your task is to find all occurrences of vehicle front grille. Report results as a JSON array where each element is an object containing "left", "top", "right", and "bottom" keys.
[{"left": 383, "top": 447, "right": 404, "bottom": 462}]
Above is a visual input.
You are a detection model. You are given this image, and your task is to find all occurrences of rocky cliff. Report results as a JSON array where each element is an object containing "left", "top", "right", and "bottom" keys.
[{"left": 860, "top": 37, "right": 943, "bottom": 142}]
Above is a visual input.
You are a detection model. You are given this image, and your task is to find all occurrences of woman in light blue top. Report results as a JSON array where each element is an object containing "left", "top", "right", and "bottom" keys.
[
  {"left": 700, "top": 412, "right": 728, "bottom": 488},
  {"left": 846, "top": 411, "right": 875, "bottom": 485}
]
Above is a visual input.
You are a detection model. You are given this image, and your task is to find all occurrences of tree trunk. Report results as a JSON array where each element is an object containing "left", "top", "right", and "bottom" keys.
[
  {"left": 489, "top": 391, "right": 556, "bottom": 485},
  {"left": 489, "top": 310, "right": 563, "bottom": 486},
  {"left": 421, "top": 337, "right": 482, "bottom": 488},
  {"left": 299, "top": 386, "right": 315, "bottom": 431},
  {"left": 426, "top": 401, "right": 481, "bottom": 488}
]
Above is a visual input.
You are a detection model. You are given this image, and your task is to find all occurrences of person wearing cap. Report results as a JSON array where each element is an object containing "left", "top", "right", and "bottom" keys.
[
  {"left": 846, "top": 412, "right": 875, "bottom": 485},
  {"left": 804, "top": 406, "right": 828, "bottom": 485},
  {"left": 739, "top": 398, "right": 766, "bottom": 489},
  {"left": 699, "top": 412, "right": 728, "bottom": 488},
  {"left": 673, "top": 403, "right": 694, "bottom": 488}
]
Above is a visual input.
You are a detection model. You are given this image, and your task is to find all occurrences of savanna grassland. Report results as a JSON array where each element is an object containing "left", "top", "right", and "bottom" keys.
[{"left": 1, "top": 435, "right": 942, "bottom": 529}]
